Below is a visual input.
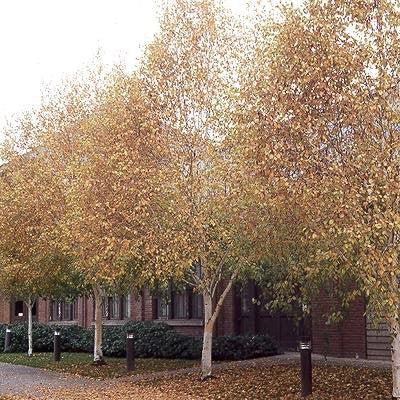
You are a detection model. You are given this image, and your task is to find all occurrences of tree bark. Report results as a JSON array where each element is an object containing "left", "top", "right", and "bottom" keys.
[
  {"left": 26, "top": 298, "right": 33, "bottom": 357},
  {"left": 201, "top": 274, "right": 237, "bottom": 380},
  {"left": 93, "top": 285, "right": 104, "bottom": 364},
  {"left": 391, "top": 320, "right": 400, "bottom": 399},
  {"left": 201, "top": 291, "right": 214, "bottom": 380}
]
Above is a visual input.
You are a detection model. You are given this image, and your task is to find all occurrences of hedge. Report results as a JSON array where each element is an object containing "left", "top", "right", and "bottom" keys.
[{"left": 0, "top": 321, "right": 278, "bottom": 360}]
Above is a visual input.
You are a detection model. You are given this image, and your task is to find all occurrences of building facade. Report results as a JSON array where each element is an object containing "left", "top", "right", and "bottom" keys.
[{"left": 0, "top": 283, "right": 391, "bottom": 361}]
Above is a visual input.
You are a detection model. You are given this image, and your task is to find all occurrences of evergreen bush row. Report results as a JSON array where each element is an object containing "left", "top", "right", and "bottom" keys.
[{"left": 0, "top": 321, "right": 278, "bottom": 360}]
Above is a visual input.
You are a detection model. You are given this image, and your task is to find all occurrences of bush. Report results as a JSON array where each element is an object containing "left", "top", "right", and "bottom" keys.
[
  {"left": 212, "top": 335, "right": 278, "bottom": 360},
  {"left": 57, "top": 325, "right": 93, "bottom": 353},
  {"left": 32, "top": 323, "right": 54, "bottom": 352},
  {"left": 104, "top": 322, "right": 277, "bottom": 360},
  {"left": 0, "top": 324, "right": 6, "bottom": 352},
  {"left": 158, "top": 330, "right": 202, "bottom": 359},
  {"left": 102, "top": 326, "right": 125, "bottom": 357},
  {"left": 0, "top": 323, "right": 93, "bottom": 353},
  {"left": 0, "top": 321, "right": 278, "bottom": 361},
  {"left": 101, "top": 321, "right": 200, "bottom": 358},
  {"left": 0, "top": 322, "right": 53, "bottom": 353}
]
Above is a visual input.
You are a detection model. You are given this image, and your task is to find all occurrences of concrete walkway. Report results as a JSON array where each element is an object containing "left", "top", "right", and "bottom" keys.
[
  {"left": 0, "top": 362, "right": 103, "bottom": 397},
  {"left": 278, "top": 352, "right": 391, "bottom": 369}
]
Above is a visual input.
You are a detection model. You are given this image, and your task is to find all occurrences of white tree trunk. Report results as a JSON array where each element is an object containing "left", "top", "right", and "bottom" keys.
[
  {"left": 27, "top": 298, "right": 33, "bottom": 357},
  {"left": 391, "top": 320, "right": 400, "bottom": 398},
  {"left": 200, "top": 274, "right": 237, "bottom": 380},
  {"left": 201, "top": 292, "right": 214, "bottom": 380},
  {"left": 93, "top": 285, "right": 104, "bottom": 363}
]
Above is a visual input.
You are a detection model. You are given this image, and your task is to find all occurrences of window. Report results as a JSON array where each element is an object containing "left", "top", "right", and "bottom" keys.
[
  {"left": 241, "top": 287, "right": 252, "bottom": 315},
  {"left": 154, "top": 288, "right": 203, "bottom": 320},
  {"left": 155, "top": 297, "right": 169, "bottom": 319},
  {"left": 172, "top": 292, "right": 187, "bottom": 319},
  {"left": 122, "top": 295, "right": 131, "bottom": 319},
  {"left": 102, "top": 295, "right": 130, "bottom": 320},
  {"left": 50, "top": 300, "right": 77, "bottom": 321},
  {"left": 14, "top": 301, "right": 24, "bottom": 317},
  {"left": 240, "top": 282, "right": 257, "bottom": 317},
  {"left": 13, "top": 300, "right": 37, "bottom": 318},
  {"left": 191, "top": 292, "right": 204, "bottom": 319}
]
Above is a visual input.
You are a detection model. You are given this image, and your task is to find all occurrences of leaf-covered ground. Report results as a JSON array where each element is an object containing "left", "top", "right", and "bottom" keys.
[
  {"left": 7, "top": 363, "right": 391, "bottom": 399},
  {"left": 143, "top": 364, "right": 391, "bottom": 399},
  {"left": 0, "top": 352, "right": 197, "bottom": 379}
]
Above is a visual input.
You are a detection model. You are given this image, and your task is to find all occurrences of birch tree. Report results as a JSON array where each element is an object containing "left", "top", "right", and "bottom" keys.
[
  {"left": 0, "top": 141, "right": 77, "bottom": 356},
  {"left": 140, "top": 0, "right": 257, "bottom": 379},
  {"left": 239, "top": 0, "right": 400, "bottom": 396},
  {"left": 35, "top": 66, "right": 170, "bottom": 363}
]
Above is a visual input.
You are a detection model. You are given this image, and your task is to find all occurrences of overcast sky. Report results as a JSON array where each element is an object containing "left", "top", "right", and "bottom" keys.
[
  {"left": 0, "top": 0, "right": 298, "bottom": 138},
  {"left": 0, "top": 0, "right": 257, "bottom": 140}
]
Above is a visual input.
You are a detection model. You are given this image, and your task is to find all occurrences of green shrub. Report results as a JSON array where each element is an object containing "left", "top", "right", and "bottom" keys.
[
  {"left": 159, "top": 330, "right": 201, "bottom": 359},
  {"left": 101, "top": 322, "right": 200, "bottom": 358},
  {"left": 103, "top": 322, "right": 277, "bottom": 360},
  {"left": 32, "top": 323, "right": 54, "bottom": 352},
  {"left": 212, "top": 335, "right": 278, "bottom": 360},
  {"left": 0, "top": 321, "right": 278, "bottom": 361},
  {"left": 0, "top": 323, "right": 92, "bottom": 353},
  {"left": 102, "top": 326, "right": 125, "bottom": 357},
  {"left": 57, "top": 325, "right": 93, "bottom": 353},
  {"left": 0, "top": 322, "right": 55, "bottom": 353},
  {"left": 0, "top": 324, "right": 6, "bottom": 351}
]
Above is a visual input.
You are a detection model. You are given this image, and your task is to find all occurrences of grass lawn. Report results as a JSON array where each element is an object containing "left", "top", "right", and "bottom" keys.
[{"left": 0, "top": 352, "right": 198, "bottom": 379}]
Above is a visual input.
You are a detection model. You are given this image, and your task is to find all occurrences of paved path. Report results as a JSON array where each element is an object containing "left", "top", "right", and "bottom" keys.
[
  {"left": 276, "top": 352, "right": 391, "bottom": 369},
  {"left": 0, "top": 362, "right": 103, "bottom": 398}
]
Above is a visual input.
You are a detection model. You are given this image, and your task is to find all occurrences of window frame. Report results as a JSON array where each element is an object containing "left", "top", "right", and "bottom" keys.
[
  {"left": 100, "top": 294, "right": 131, "bottom": 321},
  {"left": 154, "top": 286, "right": 203, "bottom": 321},
  {"left": 49, "top": 299, "right": 77, "bottom": 322}
]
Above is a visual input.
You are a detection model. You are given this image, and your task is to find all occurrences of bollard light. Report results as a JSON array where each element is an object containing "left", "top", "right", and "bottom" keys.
[
  {"left": 4, "top": 327, "right": 12, "bottom": 353},
  {"left": 53, "top": 330, "right": 61, "bottom": 362},
  {"left": 300, "top": 337, "right": 312, "bottom": 397},
  {"left": 126, "top": 332, "right": 135, "bottom": 372}
]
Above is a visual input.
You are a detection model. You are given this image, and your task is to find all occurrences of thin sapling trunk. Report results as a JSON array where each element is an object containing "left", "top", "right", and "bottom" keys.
[
  {"left": 93, "top": 285, "right": 105, "bottom": 365},
  {"left": 26, "top": 298, "right": 33, "bottom": 357},
  {"left": 391, "top": 319, "right": 400, "bottom": 399}
]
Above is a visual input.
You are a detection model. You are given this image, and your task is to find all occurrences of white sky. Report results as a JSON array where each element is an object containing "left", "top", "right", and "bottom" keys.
[{"left": 0, "top": 0, "right": 269, "bottom": 139}]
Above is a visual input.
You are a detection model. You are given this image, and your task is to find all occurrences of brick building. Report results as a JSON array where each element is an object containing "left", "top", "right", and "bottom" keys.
[{"left": 0, "top": 283, "right": 391, "bottom": 361}]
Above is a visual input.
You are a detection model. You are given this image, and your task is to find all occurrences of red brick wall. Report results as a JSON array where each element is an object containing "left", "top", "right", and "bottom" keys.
[
  {"left": 77, "top": 297, "right": 86, "bottom": 327},
  {"left": 86, "top": 296, "right": 94, "bottom": 327},
  {"left": 0, "top": 285, "right": 368, "bottom": 361},
  {"left": 131, "top": 293, "right": 142, "bottom": 321},
  {"left": 312, "top": 290, "right": 367, "bottom": 359},
  {"left": 0, "top": 296, "right": 10, "bottom": 324},
  {"left": 0, "top": 284, "right": 237, "bottom": 337},
  {"left": 173, "top": 325, "right": 204, "bottom": 337},
  {"left": 216, "top": 281, "right": 236, "bottom": 336},
  {"left": 143, "top": 288, "right": 154, "bottom": 321},
  {"left": 37, "top": 299, "right": 48, "bottom": 323}
]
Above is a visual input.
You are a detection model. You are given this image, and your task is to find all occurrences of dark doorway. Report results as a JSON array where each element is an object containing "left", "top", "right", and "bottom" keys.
[{"left": 235, "top": 282, "right": 298, "bottom": 350}]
